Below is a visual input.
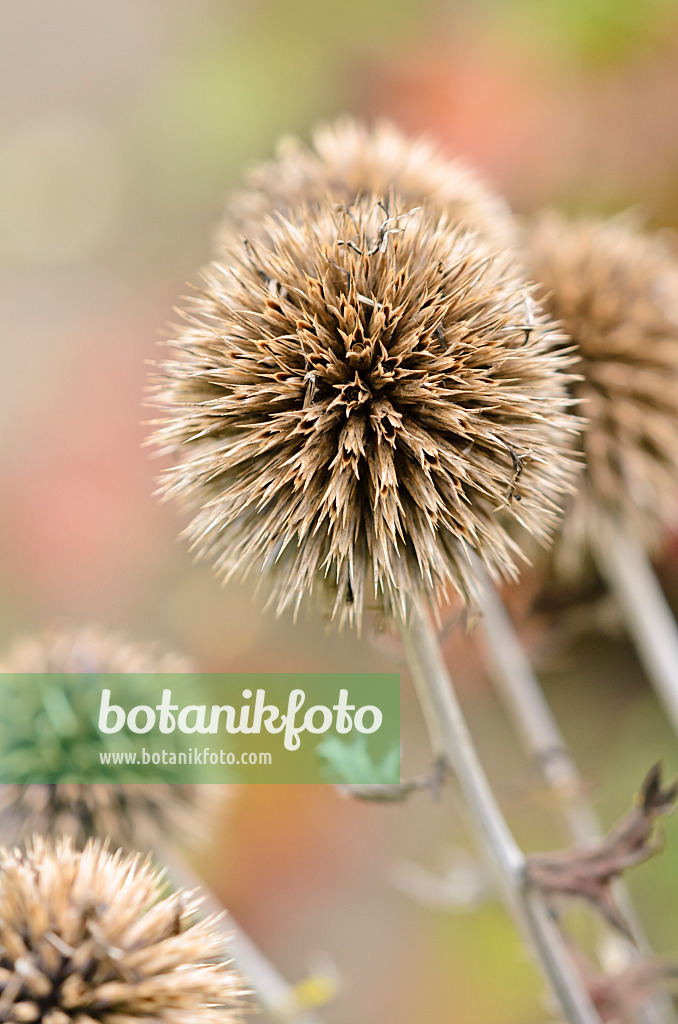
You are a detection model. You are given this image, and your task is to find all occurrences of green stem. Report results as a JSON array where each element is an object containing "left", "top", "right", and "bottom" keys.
[
  {"left": 474, "top": 563, "right": 676, "bottom": 1024},
  {"left": 397, "top": 598, "right": 601, "bottom": 1024},
  {"left": 595, "top": 520, "right": 678, "bottom": 739}
]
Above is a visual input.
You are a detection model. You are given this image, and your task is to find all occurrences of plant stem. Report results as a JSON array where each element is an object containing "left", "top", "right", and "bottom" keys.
[
  {"left": 473, "top": 562, "right": 597, "bottom": 838},
  {"left": 158, "top": 841, "right": 327, "bottom": 1024},
  {"left": 473, "top": 564, "right": 676, "bottom": 1024},
  {"left": 397, "top": 598, "right": 601, "bottom": 1024},
  {"left": 594, "top": 521, "right": 678, "bottom": 739}
]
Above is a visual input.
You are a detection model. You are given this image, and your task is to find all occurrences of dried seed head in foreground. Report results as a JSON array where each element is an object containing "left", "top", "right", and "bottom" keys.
[
  {"left": 524, "top": 213, "right": 678, "bottom": 569},
  {"left": 152, "top": 197, "right": 579, "bottom": 626},
  {"left": 0, "top": 626, "right": 223, "bottom": 851},
  {"left": 0, "top": 837, "right": 245, "bottom": 1023},
  {"left": 219, "top": 117, "right": 515, "bottom": 250}
]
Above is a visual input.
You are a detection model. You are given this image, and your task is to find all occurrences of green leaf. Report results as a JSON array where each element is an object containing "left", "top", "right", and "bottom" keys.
[{"left": 315, "top": 734, "right": 400, "bottom": 785}]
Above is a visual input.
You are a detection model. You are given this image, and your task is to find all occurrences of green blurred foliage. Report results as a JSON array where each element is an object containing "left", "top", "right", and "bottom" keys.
[
  {"left": 130, "top": 0, "right": 432, "bottom": 216},
  {"left": 499, "top": 0, "right": 678, "bottom": 63}
]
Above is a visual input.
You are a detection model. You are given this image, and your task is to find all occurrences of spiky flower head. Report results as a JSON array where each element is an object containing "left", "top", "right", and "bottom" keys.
[
  {"left": 0, "top": 625, "right": 192, "bottom": 674},
  {"left": 524, "top": 213, "right": 678, "bottom": 568},
  {"left": 0, "top": 784, "right": 223, "bottom": 856},
  {"left": 219, "top": 117, "right": 515, "bottom": 250},
  {"left": 152, "top": 193, "right": 579, "bottom": 626},
  {"left": 0, "top": 627, "right": 222, "bottom": 850},
  {"left": 0, "top": 837, "right": 245, "bottom": 1023}
]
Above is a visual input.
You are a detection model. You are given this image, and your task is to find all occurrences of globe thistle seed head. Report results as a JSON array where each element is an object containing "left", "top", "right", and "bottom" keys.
[
  {"left": 152, "top": 196, "right": 579, "bottom": 627},
  {"left": 0, "top": 627, "right": 224, "bottom": 851},
  {"left": 524, "top": 212, "right": 678, "bottom": 568},
  {"left": 0, "top": 624, "right": 192, "bottom": 674},
  {"left": 0, "top": 837, "right": 245, "bottom": 1023},
  {"left": 219, "top": 117, "right": 516, "bottom": 251},
  {"left": 0, "top": 783, "right": 223, "bottom": 856}
]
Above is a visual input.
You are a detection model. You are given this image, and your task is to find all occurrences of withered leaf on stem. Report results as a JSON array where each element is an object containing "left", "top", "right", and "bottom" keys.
[{"left": 526, "top": 763, "right": 678, "bottom": 937}]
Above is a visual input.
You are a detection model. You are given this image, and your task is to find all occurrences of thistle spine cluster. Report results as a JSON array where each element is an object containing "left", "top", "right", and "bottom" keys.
[{"left": 153, "top": 184, "right": 580, "bottom": 626}]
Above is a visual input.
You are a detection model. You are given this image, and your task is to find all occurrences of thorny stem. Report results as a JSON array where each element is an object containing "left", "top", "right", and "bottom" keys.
[
  {"left": 158, "top": 841, "right": 327, "bottom": 1024},
  {"left": 473, "top": 564, "right": 677, "bottom": 1024},
  {"left": 397, "top": 597, "right": 601, "bottom": 1024},
  {"left": 594, "top": 521, "right": 678, "bottom": 740}
]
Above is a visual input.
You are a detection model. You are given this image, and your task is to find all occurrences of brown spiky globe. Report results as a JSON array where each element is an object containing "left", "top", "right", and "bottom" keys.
[
  {"left": 219, "top": 117, "right": 515, "bottom": 250},
  {"left": 0, "top": 837, "right": 245, "bottom": 1023},
  {"left": 0, "top": 627, "right": 223, "bottom": 851},
  {"left": 524, "top": 213, "right": 678, "bottom": 567},
  {"left": 0, "top": 625, "right": 192, "bottom": 675},
  {"left": 152, "top": 194, "right": 579, "bottom": 626},
  {"left": 0, "top": 784, "right": 222, "bottom": 856}
]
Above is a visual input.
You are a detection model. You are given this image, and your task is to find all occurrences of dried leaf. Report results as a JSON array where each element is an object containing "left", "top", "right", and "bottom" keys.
[{"left": 526, "top": 763, "right": 678, "bottom": 937}]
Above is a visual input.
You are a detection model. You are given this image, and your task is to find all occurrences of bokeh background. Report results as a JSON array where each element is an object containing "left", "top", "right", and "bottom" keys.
[{"left": 2, "top": 1, "right": 678, "bottom": 1021}]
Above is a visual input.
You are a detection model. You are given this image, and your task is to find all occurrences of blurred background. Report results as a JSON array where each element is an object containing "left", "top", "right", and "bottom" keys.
[{"left": 2, "top": 1, "right": 678, "bottom": 1021}]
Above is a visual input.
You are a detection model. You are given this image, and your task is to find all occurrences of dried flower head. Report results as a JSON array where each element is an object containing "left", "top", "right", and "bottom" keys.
[
  {"left": 0, "top": 784, "right": 222, "bottom": 856},
  {"left": 152, "top": 195, "right": 578, "bottom": 626},
  {"left": 0, "top": 627, "right": 223, "bottom": 851},
  {"left": 0, "top": 837, "right": 245, "bottom": 1023},
  {"left": 0, "top": 625, "right": 192, "bottom": 674},
  {"left": 219, "top": 117, "right": 515, "bottom": 250},
  {"left": 524, "top": 212, "right": 678, "bottom": 567}
]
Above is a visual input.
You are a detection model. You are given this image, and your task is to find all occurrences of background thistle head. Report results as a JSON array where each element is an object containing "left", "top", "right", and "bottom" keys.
[
  {"left": 0, "top": 626, "right": 223, "bottom": 850},
  {"left": 523, "top": 212, "right": 678, "bottom": 572},
  {"left": 0, "top": 624, "right": 192, "bottom": 674},
  {"left": 218, "top": 117, "right": 516, "bottom": 251},
  {"left": 0, "top": 837, "right": 245, "bottom": 1023},
  {"left": 152, "top": 193, "right": 580, "bottom": 627}
]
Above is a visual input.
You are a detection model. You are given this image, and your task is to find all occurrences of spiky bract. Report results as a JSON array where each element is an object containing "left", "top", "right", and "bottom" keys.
[
  {"left": 0, "top": 837, "right": 245, "bottom": 1023},
  {"left": 0, "top": 627, "right": 222, "bottom": 850},
  {"left": 152, "top": 196, "right": 578, "bottom": 626},
  {"left": 524, "top": 213, "right": 678, "bottom": 567},
  {"left": 219, "top": 117, "right": 515, "bottom": 250}
]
